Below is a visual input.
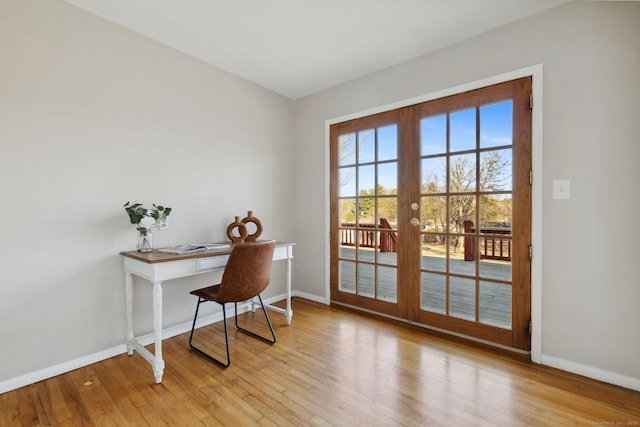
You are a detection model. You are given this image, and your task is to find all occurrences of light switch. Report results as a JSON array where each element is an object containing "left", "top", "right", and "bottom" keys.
[{"left": 552, "top": 179, "right": 570, "bottom": 200}]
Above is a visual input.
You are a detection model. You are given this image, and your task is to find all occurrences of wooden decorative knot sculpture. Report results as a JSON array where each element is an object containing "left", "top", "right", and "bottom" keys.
[
  {"left": 241, "top": 210, "right": 263, "bottom": 242},
  {"left": 226, "top": 216, "right": 248, "bottom": 244}
]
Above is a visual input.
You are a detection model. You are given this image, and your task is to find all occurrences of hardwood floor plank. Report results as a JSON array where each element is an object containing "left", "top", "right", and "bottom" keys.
[
  {"left": 100, "top": 356, "right": 164, "bottom": 426},
  {"left": 92, "top": 357, "right": 152, "bottom": 426},
  {"left": 1, "top": 298, "right": 639, "bottom": 426},
  {"left": 30, "top": 381, "right": 62, "bottom": 426},
  {"left": 15, "top": 388, "right": 39, "bottom": 427}
]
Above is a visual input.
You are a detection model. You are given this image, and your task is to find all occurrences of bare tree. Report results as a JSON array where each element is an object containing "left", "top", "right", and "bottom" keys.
[{"left": 422, "top": 150, "right": 511, "bottom": 250}]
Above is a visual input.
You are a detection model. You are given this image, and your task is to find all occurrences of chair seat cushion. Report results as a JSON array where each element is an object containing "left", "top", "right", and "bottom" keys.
[{"left": 190, "top": 284, "right": 222, "bottom": 301}]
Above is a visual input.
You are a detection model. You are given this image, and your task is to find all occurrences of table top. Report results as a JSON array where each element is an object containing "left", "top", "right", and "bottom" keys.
[{"left": 120, "top": 241, "right": 294, "bottom": 264}]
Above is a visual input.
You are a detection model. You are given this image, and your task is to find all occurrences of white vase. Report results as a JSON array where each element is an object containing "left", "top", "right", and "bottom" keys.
[{"left": 137, "top": 228, "right": 153, "bottom": 252}]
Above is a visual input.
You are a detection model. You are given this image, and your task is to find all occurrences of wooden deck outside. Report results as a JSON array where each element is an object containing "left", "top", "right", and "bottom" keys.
[{"left": 338, "top": 247, "right": 512, "bottom": 329}]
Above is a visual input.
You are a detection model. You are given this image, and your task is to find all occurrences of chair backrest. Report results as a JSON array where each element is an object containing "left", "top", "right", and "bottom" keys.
[{"left": 215, "top": 240, "right": 276, "bottom": 303}]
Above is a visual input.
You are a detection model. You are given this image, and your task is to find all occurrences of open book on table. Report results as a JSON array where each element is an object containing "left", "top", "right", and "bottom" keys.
[{"left": 157, "top": 243, "right": 230, "bottom": 255}]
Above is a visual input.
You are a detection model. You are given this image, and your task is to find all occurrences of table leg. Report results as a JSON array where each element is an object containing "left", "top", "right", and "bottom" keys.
[
  {"left": 285, "top": 255, "right": 293, "bottom": 325},
  {"left": 125, "top": 271, "right": 134, "bottom": 355},
  {"left": 152, "top": 281, "right": 165, "bottom": 384}
]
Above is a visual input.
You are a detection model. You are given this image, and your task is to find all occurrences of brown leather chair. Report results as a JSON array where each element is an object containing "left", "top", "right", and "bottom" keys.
[{"left": 188, "top": 240, "right": 277, "bottom": 367}]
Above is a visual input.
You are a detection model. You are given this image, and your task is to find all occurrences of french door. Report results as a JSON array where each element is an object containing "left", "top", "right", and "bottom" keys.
[{"left": 330, "top": 77, "right": 532, "bottom": 350}]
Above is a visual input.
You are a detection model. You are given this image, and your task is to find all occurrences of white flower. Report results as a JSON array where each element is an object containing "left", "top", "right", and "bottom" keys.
[{"left": 138, "top": 216, "right": 156, "bottom": 230}]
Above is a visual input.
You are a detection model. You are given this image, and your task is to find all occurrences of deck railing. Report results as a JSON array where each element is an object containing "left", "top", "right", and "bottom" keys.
[
  {"left": 463, "top": 220, "right": 512, "bottom": 262},
  {"left": 340, "top": 218, "right": 397, "bottom": 252}
]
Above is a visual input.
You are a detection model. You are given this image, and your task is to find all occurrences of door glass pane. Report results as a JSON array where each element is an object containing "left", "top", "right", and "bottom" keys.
[
  {"left": 357, "top": 246, "right": 375, "bottom": 264},
  {"left": 421, "top": 272, "right": 446, "bottom": 314},
  {"left": 449, "top": 154, "right": 476, "bottom": 193},
  {"left": 358, "top": 197, "right": 375, "bottom": 226},
  {"left": 378, "top": 239, "right": 397, "bottom": 266},
  {"left": 450, "top": 234, "right": 476, "bottom": 277},
  {"left": 358, "top": 165, "right": 375, "bottom": 195},
  {"left": 339, "top": 260, "right": 355, "bottom": 293},
  {"left": 339, "top": 198, "right": 357, "bottom": 259},
  {"left": 421, "top": 233, "right": 446, "bottom": 273},
  {"left": 340, "top": 241, "right": 356, "bottom": 260},
  {"left": 378, "top": 197, "right": 397, "bottom": 229},
  {"left": 479, "top": 246, "right": 512, "bottom": 281},
  {"left": 421, "top": 195, "right": 446, "bottom": 231},
  {"left": 377, "top": 266, "right": 397, "bottom": 302},
  {"left": 378, "top": 125, "right": 397, "bottom": 161},
  {"left": 448, "top": 195, "right": 475, "bottom": 233},
  {"left": 378, "top": 162, "right": 397, "bottom": 193},
  {"left": 479, "top": 195, "right": 512, "bottom": 281},
  {"left": 449, "top": 276, "right": 476, "bottom": 321},
  {"left": 450, "top": 108, "right": 476, "bottom": 152},
  {"left": 339, "top": 198, "right": 356, "bottom": 223},
  {"left": 479, "top": 281, "right": 511, "bottom": 328},
  {"left": 339, "top": 167, "right": 356, "bottom": 197},
  {"left": 480, "top": 149, "right": 512, "bottom": 192},
  {"left": 422, "top": 157, "right": 446, "bottom": 193},
  {"left": 378, "top": 199, "right": 398, "bottom": 266},
  {"left": 358, "top": 129, "right": 375, "bottom": 163},
  {"left": 339, "top": 133, "right": 356, "bottom": 166},
  {"left": 480, "top": 101, "right": 512, "bottom": 148},
  {"left": 479, "top": 194, "right": 512, "bottom": 228},
  {"left": 357, "top": 263, "right": 375, "bottom": 298},
  {"left": 421, "top": 115, "right": 447, "bottom": 156}
]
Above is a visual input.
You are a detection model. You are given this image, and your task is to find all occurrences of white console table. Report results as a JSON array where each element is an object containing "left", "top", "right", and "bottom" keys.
[{"left": 120, "top": 241, "right": 294, "bottom": 384}]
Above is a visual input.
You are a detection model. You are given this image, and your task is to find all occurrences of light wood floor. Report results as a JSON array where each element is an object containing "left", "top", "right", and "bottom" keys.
[{"left": 2, "top": 298, "right": 639, "bottom": 426}]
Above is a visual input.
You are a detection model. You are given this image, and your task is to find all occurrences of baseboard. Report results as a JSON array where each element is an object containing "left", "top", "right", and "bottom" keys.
[
  {"left": 0, "top": 293, "right": 286, "bottom": 394},
  {"left": 541, "top": 354, "right": 640, "bottom": 392},
  {"left": 0, "top": 345, "right": 127, "bottom": 394},
  {"left": 292, "top": 290, "right": 328, "bottom": 305}
]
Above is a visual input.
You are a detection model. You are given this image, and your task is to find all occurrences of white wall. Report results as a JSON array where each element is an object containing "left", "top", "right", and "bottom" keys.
[
  {"left": 0, "top": 0, "right": 295, "bottom": 387},
  {"left": 294, "top": 1, "right": 640, "bottom": 390}
]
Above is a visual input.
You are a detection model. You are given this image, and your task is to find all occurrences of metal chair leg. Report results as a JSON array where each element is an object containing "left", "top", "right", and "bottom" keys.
[
  {"left": 189, "top": 299, "right": 231, "bottom": 368},
  {"left": 234, "top": 294, "right": 276, "bottom": 344}
]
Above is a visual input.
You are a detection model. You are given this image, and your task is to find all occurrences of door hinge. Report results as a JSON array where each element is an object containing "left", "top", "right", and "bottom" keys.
[
  {"left": 529, "top": 320, "right": 533, "bottom": 336},
  {"left": 529, "top": 92, "right": 533, "bottom": 110},
  {"left": 528, "top": 245, "right": 533, "bottom": 260},
  {"left": 529, "top": 169, "right": 533, "bottom": 185}
]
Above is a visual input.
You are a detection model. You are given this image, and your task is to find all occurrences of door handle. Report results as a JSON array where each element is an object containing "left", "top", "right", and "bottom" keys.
[{"left": 410, "top": 218, "right": 420, "bottom": 227}]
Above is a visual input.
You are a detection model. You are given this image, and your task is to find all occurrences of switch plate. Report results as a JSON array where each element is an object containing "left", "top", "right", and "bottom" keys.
[{"left": 552, "top": 179, "right": 570, "bottom": 200}]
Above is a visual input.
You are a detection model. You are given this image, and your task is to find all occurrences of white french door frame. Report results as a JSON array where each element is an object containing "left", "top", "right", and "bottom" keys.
[{"left": 324, "top": 64, "right": 543, "bottom": 362}]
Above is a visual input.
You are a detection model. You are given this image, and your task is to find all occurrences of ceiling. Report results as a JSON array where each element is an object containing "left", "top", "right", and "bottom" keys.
[{"left": 64, "top": 0, "right": 570, "bottom": 100}]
